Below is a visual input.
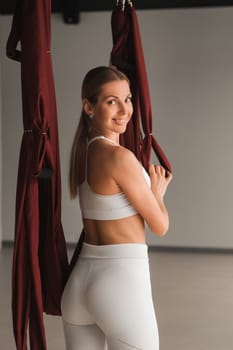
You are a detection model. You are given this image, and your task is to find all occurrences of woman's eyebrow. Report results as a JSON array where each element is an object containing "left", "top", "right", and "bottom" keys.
[
  {"left": 103, "top": 93, "right": 132, "bottom": 100},
  {"left": 103, "top": 95, "right": 119, "bottom": 99}
]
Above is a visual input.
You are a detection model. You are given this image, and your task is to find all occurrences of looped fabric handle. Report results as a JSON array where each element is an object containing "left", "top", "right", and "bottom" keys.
[
  {"left": 6, "top": 0, "right": 22, "bottom": 62},
  {"left": 6, "top": 31, "right": 22, "bottom": 62},
  {"left": 6, "top": 49, "right": 21, "bottom": 62}
]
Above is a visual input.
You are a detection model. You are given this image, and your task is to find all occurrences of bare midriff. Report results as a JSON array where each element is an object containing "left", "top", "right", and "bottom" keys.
[{"left": 83, "top": 214, "right": 146, "bottom": 245}]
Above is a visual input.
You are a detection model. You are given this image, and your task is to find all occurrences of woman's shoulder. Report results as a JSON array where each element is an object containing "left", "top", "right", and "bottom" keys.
[
  {"left": 90, "top": 141, "right": 140, "bottom": 177},
  {"left": 111, "top": 144, "right": 141, "bottom": 173}
]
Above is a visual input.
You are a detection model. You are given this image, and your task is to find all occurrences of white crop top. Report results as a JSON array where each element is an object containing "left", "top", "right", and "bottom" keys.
[{"left": 79, "top": 136, "right": 151, "bottom": 220}]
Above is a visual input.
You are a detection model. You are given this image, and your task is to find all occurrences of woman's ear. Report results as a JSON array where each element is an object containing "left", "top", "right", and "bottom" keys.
[{"left": 82, "top": 99, "right": 94, "bottom": 117}]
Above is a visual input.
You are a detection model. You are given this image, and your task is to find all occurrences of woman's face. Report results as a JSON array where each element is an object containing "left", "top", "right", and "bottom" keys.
[{"left": 84, "top": 80, "right": 133, "bottom": 139}]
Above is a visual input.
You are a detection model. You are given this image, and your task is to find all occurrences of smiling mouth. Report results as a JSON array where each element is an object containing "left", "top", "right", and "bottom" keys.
[{"left": 112, "top": 118, "right": 128, "bottom": 125}]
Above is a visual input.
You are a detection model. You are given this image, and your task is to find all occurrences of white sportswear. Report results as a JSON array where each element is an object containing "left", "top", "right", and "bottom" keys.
[{"left": 61, "top": 243, "right": 159, "bottom": 350}]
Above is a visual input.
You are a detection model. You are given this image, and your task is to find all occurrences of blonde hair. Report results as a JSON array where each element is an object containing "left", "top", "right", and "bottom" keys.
[{"left": 69, "top": 66, "right": 129, "bottom": 198}]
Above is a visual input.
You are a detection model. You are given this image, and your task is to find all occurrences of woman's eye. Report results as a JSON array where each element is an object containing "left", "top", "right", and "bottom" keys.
[
  {"left": 125, "top": 96, "right": 132, "bottom": 103},
  {"left": 107, "top": 99, "right": 116, "bottom": 105}
]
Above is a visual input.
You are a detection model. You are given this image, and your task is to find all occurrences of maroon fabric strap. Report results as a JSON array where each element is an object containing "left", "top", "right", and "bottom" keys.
[
  {"left": 110, "top": 5, "right": 141, "bottom": 159},
  {"left": 110, "top": 3, "right": 172, "bottom": 173},
  {"left": 67, "top": 230, "right": 85, "bottom": 279},
  {"left": 7, "top": 0, "right": 69, "bottom": 349}
]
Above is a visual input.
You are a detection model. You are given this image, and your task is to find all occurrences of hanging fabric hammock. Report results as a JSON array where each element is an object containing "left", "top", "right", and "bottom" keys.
[
  {"left": 110, "top": 0, "right": 172, "bottom": 172},
  {"left": 6, "top": 0, "right": 69, "bottom": 349}
]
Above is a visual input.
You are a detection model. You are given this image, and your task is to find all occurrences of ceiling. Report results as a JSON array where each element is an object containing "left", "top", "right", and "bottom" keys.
[{"left": 1, "top": 0, "right": 233, "bottom": 15}]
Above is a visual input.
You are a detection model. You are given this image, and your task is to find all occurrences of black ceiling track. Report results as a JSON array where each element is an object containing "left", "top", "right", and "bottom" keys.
[{"left": 1, "top": 0, "right": 233, "bottom": 15}]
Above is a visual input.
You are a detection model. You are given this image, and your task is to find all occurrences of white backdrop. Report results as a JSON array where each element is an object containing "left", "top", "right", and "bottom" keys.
[{"left": 1, "top": 7, "right": 233, "bottom": 248}]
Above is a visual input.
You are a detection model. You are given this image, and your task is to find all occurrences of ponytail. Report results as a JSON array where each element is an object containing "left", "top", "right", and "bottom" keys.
[{"left": 69, "top": 65, "right": 129, "bottom": 198}]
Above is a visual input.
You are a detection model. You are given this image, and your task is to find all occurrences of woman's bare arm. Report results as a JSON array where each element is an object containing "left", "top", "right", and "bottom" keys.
[{"left": 112, "top": 147, "right": 172, "bottom": 236}]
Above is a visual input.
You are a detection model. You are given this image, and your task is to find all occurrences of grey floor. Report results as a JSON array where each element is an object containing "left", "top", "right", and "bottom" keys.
[{"left": 1, "top": 246, "right": 233, "bottom": 350}]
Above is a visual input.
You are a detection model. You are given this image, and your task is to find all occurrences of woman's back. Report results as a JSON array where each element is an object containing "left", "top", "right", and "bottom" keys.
[{"left": 79, "top": 136, "right": 147, "bottom": 245}]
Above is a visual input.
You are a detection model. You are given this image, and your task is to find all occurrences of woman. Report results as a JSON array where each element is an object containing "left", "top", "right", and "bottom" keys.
[{"left": 61, "top": 66, "right": 172, "bottom": 350}]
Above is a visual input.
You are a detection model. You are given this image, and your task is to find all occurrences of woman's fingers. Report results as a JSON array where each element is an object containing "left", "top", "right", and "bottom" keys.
[
  {"left": 149, "top": 164, "right": 173, "bottom": 182},
  {"left": 154, "top": 165, "right": 172, "bottom": 178},
  {"left": 166, "top": 171, "right": 173, "bottom": 184},
  {"left": 160, "top": 166, "right": 166, "bottom": 177},
  {"left": 154, "top": 165, "right": 165, "bottom": 176},
  {"left": 149, "top": 163, "right": 156, "bottom": 175},
  {"left": 149, "top": 164, "right": 172, "bottom": 198}
]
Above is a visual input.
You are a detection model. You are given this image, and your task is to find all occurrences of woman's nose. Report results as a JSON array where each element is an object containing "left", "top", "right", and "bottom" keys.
[{"left": 118, "top": 102, "right": 128, "bottom": 115}]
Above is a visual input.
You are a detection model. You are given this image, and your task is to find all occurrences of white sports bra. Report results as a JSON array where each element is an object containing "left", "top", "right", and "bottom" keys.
[{"left": 79, "top": 136, "right": 151, "bottom": 220}]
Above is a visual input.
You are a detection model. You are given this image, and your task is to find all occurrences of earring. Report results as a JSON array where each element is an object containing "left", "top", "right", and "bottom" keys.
[{"left": 89, "top": 114, "right": 94, "bottom": 119}]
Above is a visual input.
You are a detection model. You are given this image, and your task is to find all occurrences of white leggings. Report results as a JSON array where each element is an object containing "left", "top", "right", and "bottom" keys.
[{"left": 61, "top": 242, "right": 159, "bottom": 350}]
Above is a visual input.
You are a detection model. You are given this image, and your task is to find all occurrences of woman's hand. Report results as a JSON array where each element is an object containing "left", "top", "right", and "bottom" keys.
[{"left": 149, "top": 164, "right": 173, "bottom": 199}]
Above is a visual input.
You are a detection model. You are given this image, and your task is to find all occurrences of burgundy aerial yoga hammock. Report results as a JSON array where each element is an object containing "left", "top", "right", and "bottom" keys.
[
  {"left": 110, "top": 0, "right": 171, "bottom": 172},
  {"left": 69, "top": 0, "right": 172, "bottom": 274},
  {"left": 6, "top": 0, "right": 69, "bottom": 349}
]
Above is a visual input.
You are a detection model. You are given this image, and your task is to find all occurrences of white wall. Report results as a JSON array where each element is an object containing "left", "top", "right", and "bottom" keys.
[
  {"left": 1, "top": 8, "right": 233, "bottom": 248},
  {"left": 142, "top": 8, "right": 233, "bottom": 248}
]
